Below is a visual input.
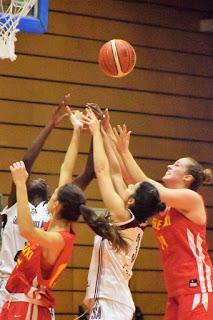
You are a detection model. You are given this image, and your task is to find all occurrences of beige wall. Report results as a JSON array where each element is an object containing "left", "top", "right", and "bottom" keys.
[{"left": 0, "top": 1, "right": 212, "bottom": 319}]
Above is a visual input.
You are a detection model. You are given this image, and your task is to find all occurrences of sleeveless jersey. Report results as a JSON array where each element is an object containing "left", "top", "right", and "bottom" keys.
[
  {"left": 5, "top": 230, "right": 75, "bottom": 308},
  {"left": 0, "top": 202, "right": 51, "bottom": 275},
  {"left": 152, "top": 207, "right": 213, "bottom": 297},
  {"left": 84, "top": 212, "right": 146, "bottom": 310}
]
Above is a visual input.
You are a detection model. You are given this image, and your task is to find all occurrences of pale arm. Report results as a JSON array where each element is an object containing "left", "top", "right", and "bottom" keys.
[
  {"left": 10, "top": 162, "right": 64, "bottom": 251},
  {"left": 83, "top": 110, "right": 129, "bottom": 222},
  {"left": 114, "top": 126, "right": 206, "bottom": 223},
  {"left": 101, "top": 127, "right": 127, "bottom": 200},
  {"left": 102, "top": 109, "right": 133, "bottom": 184},
  {"left": 58, "top": 125, "right": 81, "bottom": 188},
  {"left": 48, "top": 112, "right": 81, "bottom": 212}
]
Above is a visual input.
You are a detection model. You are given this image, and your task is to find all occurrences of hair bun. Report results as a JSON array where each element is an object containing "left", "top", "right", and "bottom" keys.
[{"left": 203, "top": 168, "right": 213, "bottom": 185}]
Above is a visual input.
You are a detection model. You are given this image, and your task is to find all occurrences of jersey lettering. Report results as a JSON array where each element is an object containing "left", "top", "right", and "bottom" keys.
[
  {"left": 152, "top": 213, "right": 171, "bottom": 231},
  {"left": 91, "top": 304, "right": 101, "bottom": 319},
  {"left": 22, "top": 243, "right": 34, "bottom": 260},
  {"left": 158, "top": 235, "right": 168, "bottom": 250}
]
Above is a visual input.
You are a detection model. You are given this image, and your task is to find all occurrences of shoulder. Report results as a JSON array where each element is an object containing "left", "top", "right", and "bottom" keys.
[{"left": 59, "top": 230, "right": 76, "bottom": 244}]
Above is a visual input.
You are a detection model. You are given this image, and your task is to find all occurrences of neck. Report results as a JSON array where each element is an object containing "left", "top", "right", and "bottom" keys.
[
  {"left": 48, "top": 218, "right": 72, "bottom": 232},
  {"left": 30, "top": 197, "right": 44, "bottom": 207}
]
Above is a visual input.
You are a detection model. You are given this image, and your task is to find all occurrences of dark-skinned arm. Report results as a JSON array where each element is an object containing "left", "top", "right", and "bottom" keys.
[
  {"left": 8, "top": 95, "right": 70, "bottom": 208},
  {"left": 72, "top": 139, "right": 95, "bottom": 191}
]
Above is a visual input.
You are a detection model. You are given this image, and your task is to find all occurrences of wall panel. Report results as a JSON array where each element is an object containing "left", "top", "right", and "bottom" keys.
[{"left": 0, "top": 1, "right": 212, "bottom": 319}]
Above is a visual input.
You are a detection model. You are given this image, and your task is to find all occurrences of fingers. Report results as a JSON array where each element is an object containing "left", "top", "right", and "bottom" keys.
[
  {"left": 70, "top": 110, "right": 84, "bottom": 128},
  {"left": 113, "top": 127, "right": 119, "bottom": 139},
  {"left": 103, "top": 108, "right": 109, "bottom": 118},
  {"left": 10, "top": 161, "right": 25, "bottom": 171},
  {"left": 58, "top": 93, "right": 71, "bottom": 109}
]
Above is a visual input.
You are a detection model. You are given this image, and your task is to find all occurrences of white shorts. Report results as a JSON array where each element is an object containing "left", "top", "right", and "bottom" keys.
[{"left": 89, "top": 298, "right": 134, "bottom": 320}]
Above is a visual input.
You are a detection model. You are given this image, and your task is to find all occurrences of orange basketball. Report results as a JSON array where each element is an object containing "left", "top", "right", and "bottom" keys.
[{"left": 98, "top": 39, "right": 136, "bottom": 78}]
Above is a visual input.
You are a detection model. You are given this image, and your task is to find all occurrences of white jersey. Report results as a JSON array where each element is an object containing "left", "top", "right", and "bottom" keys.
[
  {"left": 0, "top": 201, "right": 50, "bottom": 275},
  {"left": 84, "top": 212, "right": 145, "bottom": 311}
]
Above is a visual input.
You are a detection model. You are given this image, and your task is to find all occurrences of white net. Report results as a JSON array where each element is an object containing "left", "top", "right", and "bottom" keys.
[{"left": 0, "top": 0, "right": 37, "bottom": 61}]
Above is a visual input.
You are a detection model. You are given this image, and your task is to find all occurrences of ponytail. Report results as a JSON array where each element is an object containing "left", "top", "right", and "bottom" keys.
[
  {"left": 186, "top": 158, "right": 213, "bottom": 191},
  {"left": 203, "top": 168, "right": 212, "bottom": 185},
  {"left": 80, "top": 205, "right": 129, "bottom": 254}
]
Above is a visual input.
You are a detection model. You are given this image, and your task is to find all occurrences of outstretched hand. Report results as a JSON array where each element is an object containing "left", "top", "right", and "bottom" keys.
[
  {"left": 82, "top": 108, "right": 101, "bottom": 134},
  {"left": 113, "top": 124, "right": 131, "bottom": 153},
  {"left": 52, "top": 93, "right": 71, "bottom": 127},
  {"left": 10, "top": 161, "right": 29, "bottom": 186},
  {"left": 85, "top": 102, "right": 104, "bottom": 120},
  {"left": 70, "top": 110, "right": 84, "bottom": 129}
]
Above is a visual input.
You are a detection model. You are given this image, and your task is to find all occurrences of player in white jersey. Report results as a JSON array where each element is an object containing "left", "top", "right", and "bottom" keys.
[{"left": 81, "top": 109, "right": 166, "bottom": 320}]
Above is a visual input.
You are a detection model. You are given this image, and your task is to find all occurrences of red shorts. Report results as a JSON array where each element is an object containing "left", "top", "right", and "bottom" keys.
[
  {"left": 0, "top": 301, "right": 51, "bottom": 320},
  {"left": 164, "top": 293, "right": 213, "bottom": 320}
]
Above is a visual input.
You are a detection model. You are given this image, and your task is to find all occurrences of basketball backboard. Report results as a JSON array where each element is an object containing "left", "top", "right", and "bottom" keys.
[{"left": 0, "top": 0, "right": 48, "bottom": 33}]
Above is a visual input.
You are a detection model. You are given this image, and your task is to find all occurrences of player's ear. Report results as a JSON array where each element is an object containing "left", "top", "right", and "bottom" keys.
[{"left": 127, "top": 197, "right": 135, "bottom": 206}]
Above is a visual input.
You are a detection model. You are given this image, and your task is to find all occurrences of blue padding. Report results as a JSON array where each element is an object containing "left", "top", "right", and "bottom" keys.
[{"left": 0, "top": 0, "right": 48, "bottom": 34}]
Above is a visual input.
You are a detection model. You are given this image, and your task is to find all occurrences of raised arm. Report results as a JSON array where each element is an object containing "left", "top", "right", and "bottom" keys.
[
  {"left": 72, "top": 139, "right": 95, "bottom": 191},
  {"left": 83, "top": 109, "right": 129, "bottom": 223},
  {"left": 58, "top": 112, "right": 81, "bottom": 188},
  {"left": 10, "top": 162, "right": 64, "bottom": 253},
  {"left": 48, "top": 110, "right": 82, "bottom": 213},
  {"left": 102, "top": 109, "right": 133, "bottom": 184},
  {"left": 10, "top": 108, "right": 82, "bottom": 249},
  {"left": 114, "top": 125, "right": 205, "bottom": 224},
  {"left": 101, "top": 126, "right": 127, "bottom": 200},
  {"left": 8, "top": 95, "right": 70, "bottom": 208}
]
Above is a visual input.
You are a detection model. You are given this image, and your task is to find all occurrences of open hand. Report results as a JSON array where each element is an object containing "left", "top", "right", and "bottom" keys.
[
  {"left": 82, "top": 108, "right": 101, "bottom": 134},
  {"left": 113, "top": 124, "right": 131, "bottom": 153},
  {"left": 52, "top": 93, "right": 71, "bottom": 126}
]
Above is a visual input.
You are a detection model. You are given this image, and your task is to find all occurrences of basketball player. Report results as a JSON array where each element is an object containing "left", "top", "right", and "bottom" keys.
[
  {"left": 81, "top": 109, "right": 166, "bottom": 320},
  {"left": 0, "top": 96, "right": 96, "bottom": 313},
  {"left": 0, "top": 96, "right": 70, "bottom": 313},
  {"left": 113, "top": 124, "right": 213, "bottom": 320},
  {"left": 0, "top": 106, "right": 88, "bottom": 319}
]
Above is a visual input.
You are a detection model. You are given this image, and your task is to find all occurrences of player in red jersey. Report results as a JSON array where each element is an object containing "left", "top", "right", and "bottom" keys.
[
  {"left": 0, "top": 105, "right": 87, "bottom": 320},
  {"left": 113, "top": 124, "right": 213, "bottom": 320}
]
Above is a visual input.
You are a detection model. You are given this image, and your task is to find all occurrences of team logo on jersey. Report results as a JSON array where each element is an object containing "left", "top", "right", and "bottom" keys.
[
  {"left": 30, "top": 208, "right": 37, "bottom": 216},
  {"left": 13, "top": 208, "right": 38, "bottom": 225},
  {"left": 189, "top": 279, "right": 198, "bottom": 288},
  {"left": 90, "top": 303, "right": 101, "bottom": 319}
]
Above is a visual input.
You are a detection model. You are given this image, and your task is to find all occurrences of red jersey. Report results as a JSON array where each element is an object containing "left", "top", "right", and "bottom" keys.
[
  {"left": 5, "top": 229, "right": 75, "bottom": 308},
  {"left": 152, "top": 207, "right": 213, "bottom": 297}
]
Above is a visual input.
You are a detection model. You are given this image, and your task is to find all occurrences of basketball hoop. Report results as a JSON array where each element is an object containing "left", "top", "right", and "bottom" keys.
[{"left": 0, "top": 0, "right": 37, "bottom": 61}]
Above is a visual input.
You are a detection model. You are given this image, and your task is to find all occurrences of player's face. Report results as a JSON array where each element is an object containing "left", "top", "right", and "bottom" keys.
[
  {"left": 27, "top": 178, "right": 49, "bottom": 202},
  {"left": 162, "top": 158, "right": 191, "bottom": 188}
]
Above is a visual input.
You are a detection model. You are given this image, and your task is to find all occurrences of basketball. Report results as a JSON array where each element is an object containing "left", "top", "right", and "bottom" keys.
[{"left": 98, "top": 39, "right": 136, "bottom": 78}]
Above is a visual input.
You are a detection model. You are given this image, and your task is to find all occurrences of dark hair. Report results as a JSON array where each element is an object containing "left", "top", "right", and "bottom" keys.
[
  {"left": 57, "top": 184, "right": 86, "bottom": 222},
  {"left": 185, "top": 157, "right": 213, "bottom": 191},
  {"left": 129, "top": 181, "right": 166, "bottom": 222},
  {"left": 27, "top": 178, "right": 49, "bottom": 203},
  {"left": 80, "top": 205, "right": 129, "bottom": 253}
]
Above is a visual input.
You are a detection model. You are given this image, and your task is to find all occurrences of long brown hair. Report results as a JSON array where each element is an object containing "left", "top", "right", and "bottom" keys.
[{"left": 80, "top": 205, "right": 129, "bottom": 253}]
